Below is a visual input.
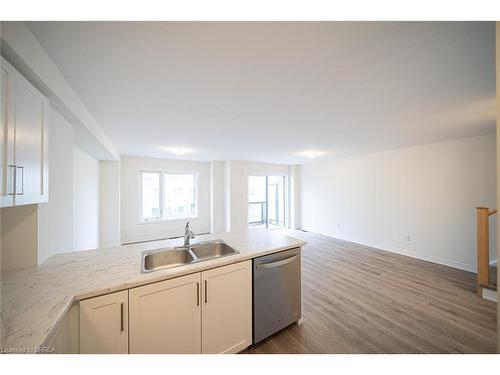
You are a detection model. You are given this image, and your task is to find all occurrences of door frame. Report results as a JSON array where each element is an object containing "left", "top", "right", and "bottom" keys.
[{"left": 245, "top": 171, "right": 289, "bottom": 229}]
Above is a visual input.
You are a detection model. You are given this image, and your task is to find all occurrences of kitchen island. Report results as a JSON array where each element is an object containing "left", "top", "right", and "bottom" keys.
[{"left": 0, "top": 229, "right": 306, "bottom": 353}]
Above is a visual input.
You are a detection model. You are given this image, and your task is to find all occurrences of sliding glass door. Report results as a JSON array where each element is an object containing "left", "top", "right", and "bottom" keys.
[
  {"left": 267, "top": 176, "right": 285, "bottom": 228},
  {"left": 248, "top": 175, "right": 285, "bottom": 229}
]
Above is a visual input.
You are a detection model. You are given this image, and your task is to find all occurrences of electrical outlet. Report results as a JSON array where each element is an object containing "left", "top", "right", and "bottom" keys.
[
  {"left": 404, "top": 235, "right": 410, "bottom": 242},
  {"left": 337, "top": 223, "right": 341, "bottom": 229}
]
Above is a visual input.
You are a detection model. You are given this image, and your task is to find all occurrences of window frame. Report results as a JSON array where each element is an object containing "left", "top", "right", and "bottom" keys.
[
  {"left": 245, "top": 170, "right": 290, "bottom": 230},
  {"left": 138, "top": 169, "right": 199, "bottom": 224},
  {"left": 139, "top": 170, "right": 163, "bottom": 222}
]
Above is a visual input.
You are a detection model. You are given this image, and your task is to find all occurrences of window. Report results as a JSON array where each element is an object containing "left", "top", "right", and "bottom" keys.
[
  {"left": 248, "top": 176, "right": 267, "bottom": 226},
  {"left": 248, "top": 175, "right": 286, "bottom": 229},
  {"left": 163, "top": 173, "right": 197, "bottom": 219},
  {"left": 141, "top": 172, "right": 161, "bottom": 220},
  {"left": 141, "top": 171, "right": 197, "bottom": 222}
]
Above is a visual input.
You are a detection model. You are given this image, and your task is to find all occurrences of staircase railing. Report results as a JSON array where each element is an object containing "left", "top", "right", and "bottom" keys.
[{"left": 475, "top": 206, "right": 497, "bottom": 295}]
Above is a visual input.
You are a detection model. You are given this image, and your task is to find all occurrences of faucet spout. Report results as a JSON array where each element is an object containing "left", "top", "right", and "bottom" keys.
[{"left": 184, "top": 222, "right": 195, "bottom": 247}]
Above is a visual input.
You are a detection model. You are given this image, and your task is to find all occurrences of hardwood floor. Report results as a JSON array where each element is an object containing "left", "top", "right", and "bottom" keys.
[{"left": 245, "top": 230, "right": 497, "bottom": 354}]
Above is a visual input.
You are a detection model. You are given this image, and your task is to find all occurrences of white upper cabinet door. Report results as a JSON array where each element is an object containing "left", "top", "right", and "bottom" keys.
[
  {"left": 0, "top": 58, "right": 16, "bottom": 208},
  {"left": 79, "top": 290, "right": 129, "bottom": 354},
  {"left": 201, "top": 260, "right": 252, "bottom": 354},
  {"left": 129, "top": 273, "right": 202, "bottom": 354},
  {"left": 13, "top": 72, "right": 49, "bottom": 205}
]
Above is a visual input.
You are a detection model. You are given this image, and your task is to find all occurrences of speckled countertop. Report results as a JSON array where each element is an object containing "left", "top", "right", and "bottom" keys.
[{"left": 0, "top": 229, "right": 306, "bottom": 350}]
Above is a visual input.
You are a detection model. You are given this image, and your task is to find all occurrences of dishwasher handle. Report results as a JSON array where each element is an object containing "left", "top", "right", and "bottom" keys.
[{"left": 256, "top": 254, "right": 298, "bottom": 270}]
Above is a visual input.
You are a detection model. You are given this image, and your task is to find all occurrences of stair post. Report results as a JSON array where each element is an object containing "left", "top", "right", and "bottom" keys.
[{"left": 476, "top": 207, "right": 490, "bottom": 295}]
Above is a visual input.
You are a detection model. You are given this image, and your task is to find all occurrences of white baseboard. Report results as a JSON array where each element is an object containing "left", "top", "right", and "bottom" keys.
[
  {"left": 315, "top": 231, "right": 475, "bottom": 273},
  {"left": 482, "top": 288, "right": 498, "bottom": 303}
]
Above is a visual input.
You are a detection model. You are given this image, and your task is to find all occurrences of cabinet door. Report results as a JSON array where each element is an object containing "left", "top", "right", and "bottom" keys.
[
  {"left": 0, "top": 58, "right": 16, "bottom": 207},
  {"left": 201, "top": 261, "right": 252, "bottom": 354},
  {"left": 79, "top": 290, "right": 128, "bottom": 354},
  {"left": 129, "top": 273, "right": 201, "bottom": 354},
  {"left": 12, "top": 72, "right": 49, "bottom": 206}
]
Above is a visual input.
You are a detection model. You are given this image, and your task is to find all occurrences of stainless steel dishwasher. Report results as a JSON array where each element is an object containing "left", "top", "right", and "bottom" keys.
[{"left": 253, "top": 247, "right": 301, "bottom": 343}]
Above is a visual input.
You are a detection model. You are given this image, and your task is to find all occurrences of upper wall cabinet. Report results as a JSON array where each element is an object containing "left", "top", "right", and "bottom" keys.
[
  {"left": 0, "top": 57, "right": 15, "bottom": 207},
  {"left": 0, "top": 56, "right": 49, "bottom": 208}
]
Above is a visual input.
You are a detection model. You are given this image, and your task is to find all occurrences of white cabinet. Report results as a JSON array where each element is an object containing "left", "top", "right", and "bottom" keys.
[
  {"left": 79, "top": 261, "right": 252, "bottom": 354},
  {"left": 12, "top": 72, "right": 49, "bottom": 205},
  {"left": 201, "top": 261, "right": 252, "bottom": 354},
  {"left": 128, "top": 260, "right": 252, "bottom": 354},
  {"left": 79, "top": 290, "right": 129, "bottom": 354},
  {"left": 129, "top": 273, "right": 202, "bottom": 354},
  {"left": 0, "top": 57, "right": 49, "bottom": 208},
  {"left": 0, "top": 57, "right": 16, "bottom": 207}
]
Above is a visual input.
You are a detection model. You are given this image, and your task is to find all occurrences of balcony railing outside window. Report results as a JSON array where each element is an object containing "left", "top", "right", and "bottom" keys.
[
  {"left": 248, "top": 201, "right": 267, "bottom": 226},
  {"left": 248, "top": 175, "right": 285, "bottom": 229}
]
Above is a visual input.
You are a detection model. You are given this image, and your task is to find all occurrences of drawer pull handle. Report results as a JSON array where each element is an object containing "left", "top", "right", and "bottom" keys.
[
  {"left": 16, "top": 166, "right": 24, "bottom": 195},
  {"left": 120, "top": 302, "right": 124, "bottom": 332},
  {"left": 256, "top": 255, "right": 298, "bottom": 270},
  {"left": 7, "top": 165, "right": 16, "bottom": 195},
  {"left": 204, "top": 280, "right": 208, "bottom": 303}
]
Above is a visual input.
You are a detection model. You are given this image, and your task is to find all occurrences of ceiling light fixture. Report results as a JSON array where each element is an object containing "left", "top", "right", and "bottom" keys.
[
  {"left": 164, "top": 147, "right": 193, "bottom": 156},
  {"left": 298, "top": 150, "right": 326, "bottom": 159}
]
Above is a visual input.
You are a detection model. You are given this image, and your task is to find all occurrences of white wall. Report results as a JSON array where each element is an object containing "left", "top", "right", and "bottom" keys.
[
  {"left": 300, "top": 134, "right": 497, "bottom": 272},
  {"left": 38, "top": 107, "right": 74, "bottom": 264},
  {"left": 228, "top": 160, "right": 290, "bottom": 231},
  {"left": 1, "top": 205, "right": 38, "bottom": 271},
  {"left": 289, "top": 165, "right": 301, "bottom": 229},
  {"left": 99, "top": 161, "right": 121, "bottom": 248},
  {"left": 224, "top": 161, "right": 231, "bottom": 231},
  {"left": 73, "top": 146, "right": 100, "bottom": 251},
  {"left": 120, "top": 156, "right": 211, "bottom": 243},
  {"left": 210, "top": 161, "right": 226, "bottom": 234}
]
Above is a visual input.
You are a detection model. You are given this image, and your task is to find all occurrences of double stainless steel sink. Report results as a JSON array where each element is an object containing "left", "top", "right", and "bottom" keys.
[{"left": 141, "top": 240, "right": 239, "bottom": 273}]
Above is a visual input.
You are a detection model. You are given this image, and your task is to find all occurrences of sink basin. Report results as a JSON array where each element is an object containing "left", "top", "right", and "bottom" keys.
[
  {"left": 142, "top": 248, "right": 195, "bottom": 272},
  {"left": 141, "top": 240, "right": 238, "bottom": 273},
  {"left": 190, "top": 240, "right": 238, "bottom": 260}
]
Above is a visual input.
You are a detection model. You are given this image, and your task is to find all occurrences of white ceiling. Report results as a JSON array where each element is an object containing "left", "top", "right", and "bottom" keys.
[{"left": 26, "top": 22, "right": 495, "bottom": 164}]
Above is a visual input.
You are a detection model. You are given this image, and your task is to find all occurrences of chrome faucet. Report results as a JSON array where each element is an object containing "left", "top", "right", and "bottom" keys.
[{"left": 184, "top": 222, "right": 195, "bottom": 247}]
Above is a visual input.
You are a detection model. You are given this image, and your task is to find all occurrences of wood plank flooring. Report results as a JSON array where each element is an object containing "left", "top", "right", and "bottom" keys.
[{"left": 245, "top": 230, "right": 497, "bottom": 354}]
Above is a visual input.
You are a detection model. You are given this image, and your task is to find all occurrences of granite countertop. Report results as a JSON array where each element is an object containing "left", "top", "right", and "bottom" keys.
[{"left": 0, "top": 229, "right": 306, "bottom": 350}]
